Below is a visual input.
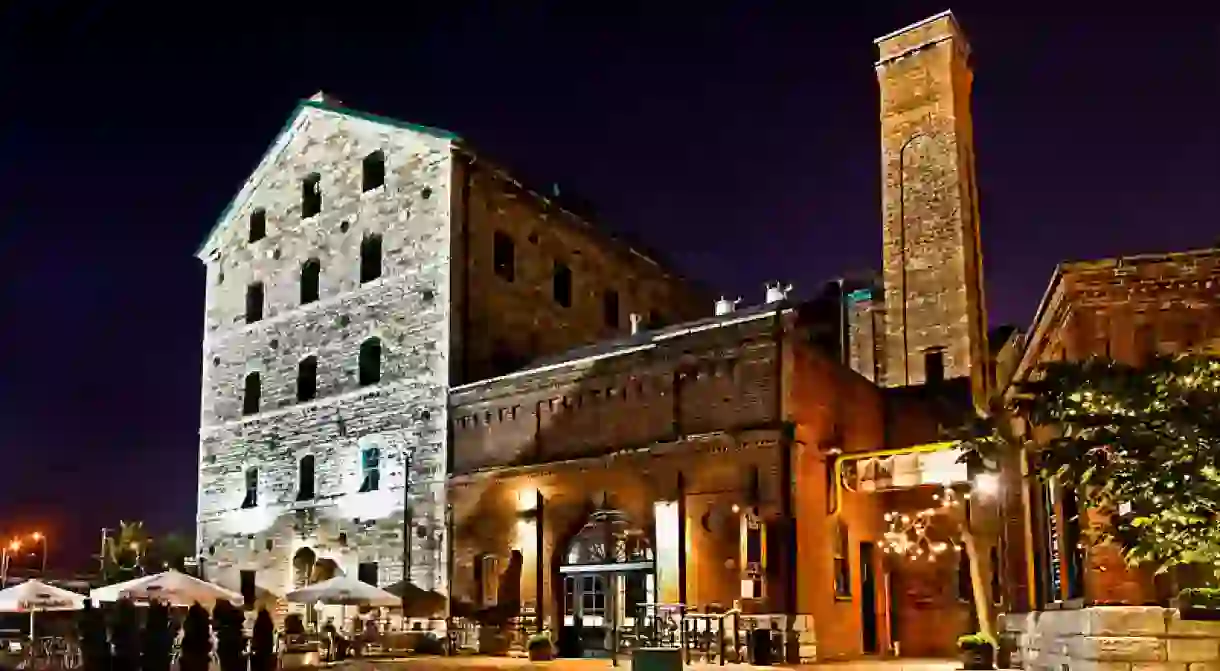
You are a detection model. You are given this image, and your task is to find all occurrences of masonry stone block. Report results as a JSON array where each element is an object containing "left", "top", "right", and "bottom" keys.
[
  {"left": 1169, "top": 639, "right": 1220, "bottom": 663},
  {"left": 1077, "top": 636, "right": 1166, "bottom": 662},
  {"left": 1087, "top": 607, "right": 1170, "bottom": 637}
]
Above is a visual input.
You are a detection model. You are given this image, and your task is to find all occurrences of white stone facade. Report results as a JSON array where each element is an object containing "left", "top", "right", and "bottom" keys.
[
  {"left": 196, "top": 99, "right": 455, "bottom": 604},
  {"left": 1004, "top": 606, "right": 1220, "bottom": 671}
]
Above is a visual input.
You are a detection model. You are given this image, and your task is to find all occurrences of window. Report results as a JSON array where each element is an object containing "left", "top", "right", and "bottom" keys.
[
  {"left": 297, "top": 455, "right": 315, "bottom": 501},
  {"left": 301, "top": 258, "right": 320, "bottom": 305},
  {"left": 245, "top": 282, "right": 264, "bottom": 324},
  {"left": 359, "top": 337, "right": 382, "bottom": 386},
  {"left": 239, "top": 570, "right": 256, "bottom": 609},
  {"left": 249, "top": 209, "right": 266, "bottom": 243},
  {"left": 553, "top": 261, "right": 572, "bottom": 307},
  {"left": 359, "top": 447, "right": 380, "bottom": 493},
  {"left": 957, "top": 545, "right": 973, "bottom": 602},
  {"left": 833, "top": 519, "right": 851, "bottom": 598},
  {"left": 297, "top": 356, "right": 317, "bottom": 402},
  {"left": 362, "top": 151, "right": 385, "bottom": 192},
  {"left": 360, "top": 234, "right": 382, "bottom": 283},
  {"left": 476, "top": 554, "right": 500, "bottom": 607},
  {"left": 357, "top": 561, "right": 379, "bottom": 587},
  {"left": 302, "top": 173, "right": 322, "bottom": 218},
  {"left": 241, "top": 467, "right": 258, "bottom": 509},
  {"left": 242, "top": 372, "right": 261, "bottom": 415},
  {"left": 493, "top": 231, "right": 515, "bottom": 282},
  {"left": 924, "top": 347, "right": 945, "bottom": 385},
  {"left": 603, "top": 290, "right": 620, "bottom": 329}
]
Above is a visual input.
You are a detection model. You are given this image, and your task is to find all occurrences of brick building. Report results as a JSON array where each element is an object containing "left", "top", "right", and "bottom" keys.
[
  {"left": 999, "top": 249, "right": 1220, "bottom": 670},
  {"left": 194, "top": 93, "right": 706, "bottom": 611}
]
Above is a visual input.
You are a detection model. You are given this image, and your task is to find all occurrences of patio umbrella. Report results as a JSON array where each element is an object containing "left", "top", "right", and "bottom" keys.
[
  {"left": 285, "top": 575, "right": 399, "bottom": 607},
  {"left": 93, "top": 570, "right": 242, "bottom": 607},
  {"left": 0, "top": 579, "right": 85, "bottom": 640},
  {"left": 383, "top": 580, "right": 446, "bottom": 618}
]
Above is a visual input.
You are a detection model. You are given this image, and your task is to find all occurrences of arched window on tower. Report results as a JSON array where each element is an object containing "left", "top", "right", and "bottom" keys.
[
  {"left": 249, "top": 208, "right": 266, "bottom": 243},
  {"left": 297, "top": 356, "right": 317, "bottom": 402},
  {"left": 246, "top": 282, "right": 264, "bottom": 324},
  {"left": 301, "top": 258, "right": 321, "bottom": 305},
  {"left": 242, "top": 372, "right": 261, "bottom": 415},
  {"left": 360, "top": 234, "right": 382, "bottom": 283},
  {"left": 297, "top": 455, "right": 315, "bottom": 501},
  {"left": 359, "top": 337, "right": 382, "bottom": 386}
]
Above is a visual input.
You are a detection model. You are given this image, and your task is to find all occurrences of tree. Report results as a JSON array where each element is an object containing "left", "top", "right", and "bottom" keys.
[
  {"left": 959, "top": 354, "right": 1220, "bottom": 588},
  {"left": 1018, "top": 354, "right": 1220, "bottom": 581}
]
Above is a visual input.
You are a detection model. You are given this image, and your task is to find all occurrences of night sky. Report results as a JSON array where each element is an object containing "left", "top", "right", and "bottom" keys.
[{"left": 1, "top": 4, "right": 1216, "bottom": 569}]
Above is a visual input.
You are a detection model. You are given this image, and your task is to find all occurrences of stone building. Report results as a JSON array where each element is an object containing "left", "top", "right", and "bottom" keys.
[
  {"left": 194, "top": 93, "right": 707, "bottom": 610},
  {"left": 999, "top": 249, "right": 1220, "bottom": 670}
]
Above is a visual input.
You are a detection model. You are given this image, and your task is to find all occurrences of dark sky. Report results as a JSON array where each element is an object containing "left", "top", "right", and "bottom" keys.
[{"left": 1, "top": 4, "right": 1217, "bottom": 569}]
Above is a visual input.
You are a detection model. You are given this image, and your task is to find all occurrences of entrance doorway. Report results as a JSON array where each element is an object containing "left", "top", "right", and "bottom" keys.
[
  {"left": 558, "top": 510, "right": 655, "bottom": 658},
  {"left": 860, "top": 541, "right": 879, "bottom": 654}
]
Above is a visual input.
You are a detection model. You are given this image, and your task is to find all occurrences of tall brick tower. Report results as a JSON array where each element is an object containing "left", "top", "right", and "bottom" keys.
[{"left": 876, "top": 11, "right": 988, "bottom": 400}]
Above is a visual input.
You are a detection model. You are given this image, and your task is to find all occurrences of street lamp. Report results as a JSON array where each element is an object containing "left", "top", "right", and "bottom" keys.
[
  {"left": 30, "top": 532, "right": 47, "bottom": 574},
  {"left": 2, "top": 539, "right": 21, "bottom": 586}
]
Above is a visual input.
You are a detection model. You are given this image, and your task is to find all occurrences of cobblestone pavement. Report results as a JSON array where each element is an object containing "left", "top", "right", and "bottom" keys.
[{"left": 338, "top": 656, "right": 959, "bottom": 670}]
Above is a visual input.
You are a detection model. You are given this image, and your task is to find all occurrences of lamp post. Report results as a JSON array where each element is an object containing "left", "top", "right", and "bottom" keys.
[
  {"left": 30, "top": 532, "right": 47, "bottom": 574},
  {"left": 1, "top": 539, "right": 22, "bottom": 586}
]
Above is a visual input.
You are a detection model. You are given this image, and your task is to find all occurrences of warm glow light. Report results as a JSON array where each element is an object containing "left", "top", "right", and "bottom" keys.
[
  {"left": 731, "top": 504, "right": 741, "bottom": 514},
  {"left": 8, "top": 540, "right": 20, "bottom": 552},
  {"left": 974, "top": 473, "right": 1000, "bottom": 497},
  {"left": 31, "top": 532, "right": 42, "bottom": 541},
  {"left": 129, "top": 542, "right": 140, "bottom": 551}
]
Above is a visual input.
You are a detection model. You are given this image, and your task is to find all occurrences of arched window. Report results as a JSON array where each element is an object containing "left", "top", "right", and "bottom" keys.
[
  {"left": 300, "top": 258, "right": 321, "bottom": 305},
  {"left": 246, "top": 282, "right": 264, "bottom": 324},
  {"left": 249, "top": 209, "right": 266, "bottom": 243},
  {"left": 297, "top": 356, "right": 317, "bottom": 402},
  {"left": 360, "top": 234, "right": 382, "bottom": 283},
  {"left": 242, "top": 372, "right": 261, "bottom": 415},
  {"left": 302, "top": 173, "right": 322, "bottom": 218},
  {"left": 359, "top": 447, "right": 380, "bottom": 492},
  {"left": 359, "top": 338, "right": 382, "bottom": 386},
  {"left": 297, "top": 455, "right": 316, "bottom": 501},
  {"left": 362, "top": 150, "right": 385, "bottom": 192},
  {"left": 241, "top": 467, "right": 258, "bottom": 509},
  {"left": 563, "top": 510, "right": 653, "bottom": 568}
]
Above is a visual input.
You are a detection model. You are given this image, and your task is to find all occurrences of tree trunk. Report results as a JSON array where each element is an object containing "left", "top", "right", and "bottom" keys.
[{"left": 962, "top": 527, "right": 996, "bottom": 641}]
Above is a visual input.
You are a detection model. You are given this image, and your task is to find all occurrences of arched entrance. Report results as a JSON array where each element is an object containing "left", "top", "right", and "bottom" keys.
[{"left": 559, "top": 509, "right": 654, "bottom": 657}]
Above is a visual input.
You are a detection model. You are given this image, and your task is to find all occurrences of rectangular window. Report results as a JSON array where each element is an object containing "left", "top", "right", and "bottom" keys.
[
  {"left": 833, "top": 519, "right": 851, "bottom": 599},
  {"left": 553, "top": 262, "right": 572, "bottom": 308},
  {"left": 357, "top": 561, "right": 379, "bottom": 587},
  {"left": 361, "top": 235, "right": 383, "bottom": 284},
  {"left": 297, "top": 455, "right": 315, "bottom": 501},
  {"left": 246, "top": 283, "right": 264, "bottom": 324},
  {"left": 603, "top": 290, "right": 620, "bottom": 329},
  {"left": 924, "top": 347, "right": 945, "bottom": 385},
  {"left": 1062, "top": 486, "right": 1085, "bottom": 599},
  {"left": 249, "top": 209, "right": 266, "bottom": 243},
  {"left": 359, "top": 447, "right": 380, "bottom": 493},
  {"left": 239, "top": 570, "right": 256, "bottom": 609},
  {"left": 242, "top": 372, "right": 261, "bottom": 415},
  {"left": 957, "top": 544, "right": 973, "bottom": 602},
  {"left": 241, "top": 467, "right": 258, "bottom": 509},
  {"left": 302, "top": 173, "right": 322, "bottom": 218},
  {"left": 493, "top": 231, "right": 515, "bottom": 282},
  {"left": 478, "top": 554, "right": 499, "bottom": 607}
]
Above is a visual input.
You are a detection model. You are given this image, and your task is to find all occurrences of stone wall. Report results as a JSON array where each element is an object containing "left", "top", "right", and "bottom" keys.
[
  {"left": 1004, "top": 606, "right": 1220, "bottom": 671},
  {"left": 197, "top": 101, "right": 456, "bottom": 601},
  {"left": 876, "top": 12, "right": 988, "bottom": 398}
]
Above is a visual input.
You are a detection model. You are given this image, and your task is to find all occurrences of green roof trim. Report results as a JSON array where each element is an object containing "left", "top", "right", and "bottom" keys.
[
  {"left": 195, "top": 98, "right": 460, "bottom": 257},
  {"left": 847, "top": 288, "right": 874, "bottom": 302}
]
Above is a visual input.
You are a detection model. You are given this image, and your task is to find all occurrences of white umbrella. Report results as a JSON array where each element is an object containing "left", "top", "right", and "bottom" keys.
[
  {"left": 0, "top": 579, "right": 85, "bottom": 641},
  {"left": 93, "top": 570, "right": 242, "bottom": 607},
  {"left": 285, "top": 575, "right": 399, "bottom": 607}
]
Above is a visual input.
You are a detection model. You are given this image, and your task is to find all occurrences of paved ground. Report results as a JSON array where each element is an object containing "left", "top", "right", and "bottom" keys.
[{"left": 339, "top": 656, "right": 960, "bottom": 670}]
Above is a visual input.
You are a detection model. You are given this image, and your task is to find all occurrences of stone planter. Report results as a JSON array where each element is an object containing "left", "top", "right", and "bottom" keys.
[
  {"left": 959, "top": 643, "right": 995, "bottom": 670},
  {"left": 527, "top": 642, "right": 554, "bottom": 661},
  {"left": 1176, "top": 595, "right": 1220, "bottom": 621}
]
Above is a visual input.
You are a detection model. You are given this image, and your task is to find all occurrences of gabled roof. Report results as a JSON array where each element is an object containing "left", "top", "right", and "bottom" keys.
[{"left": 195, "top": 93, "right": 459, "bottom": 258}]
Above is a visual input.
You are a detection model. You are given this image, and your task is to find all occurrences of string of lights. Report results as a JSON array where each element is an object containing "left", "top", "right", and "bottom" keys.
[{"left": 880, "top": 486, "right": 968, "bottom": 560}]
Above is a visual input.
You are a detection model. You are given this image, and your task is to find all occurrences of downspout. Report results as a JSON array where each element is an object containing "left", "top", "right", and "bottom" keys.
[{"left": 775, "top": 304, "right": 797, "bottom": 653}]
